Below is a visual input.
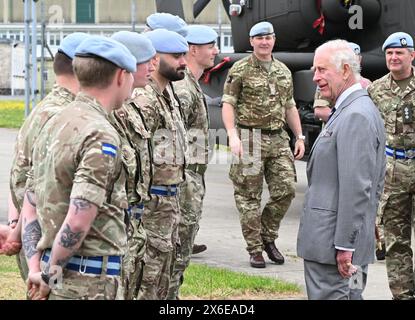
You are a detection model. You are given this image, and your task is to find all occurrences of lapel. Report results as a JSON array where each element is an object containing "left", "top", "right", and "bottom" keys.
[{"left": 308, "top": 89, "right": 368, "bottom": 157}]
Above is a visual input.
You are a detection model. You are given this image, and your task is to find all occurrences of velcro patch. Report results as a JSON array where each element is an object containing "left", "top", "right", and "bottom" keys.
[{"left": 102, "top": 143, "right": 117, "bottom": 158}]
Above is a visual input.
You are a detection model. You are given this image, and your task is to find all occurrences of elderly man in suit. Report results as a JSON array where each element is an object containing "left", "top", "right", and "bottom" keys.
[{"left": 297, "top": 39, "right": 386, "bottom": 300}]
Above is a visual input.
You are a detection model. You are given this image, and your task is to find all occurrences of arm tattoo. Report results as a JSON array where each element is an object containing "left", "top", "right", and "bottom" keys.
[
  {"left": 26, "top": 191, "right": 36, "bottom": 208},
  {"left": 23, "top": 219, "right": 41, "bottom": 259},
  {"left": 71, "top": 199, "right": 92, "bottom": 215},
  {"left": 59, "top": 223, "right": 83, "bottom": 249}
]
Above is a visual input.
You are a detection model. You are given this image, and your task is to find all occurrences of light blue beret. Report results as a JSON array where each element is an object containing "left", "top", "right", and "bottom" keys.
[
  {"left": 111, "top": 31, "right": 156, "bottom": 64},
  {"left": 185, "top": 25, "right": 218, "bottom": 45},
  {"left": 249, "top": 21, "right": 274, "bottom": 37},
  {"left": 348, "top": 42, "right": 361, "bottom": 55},
  {"left": 146, "top": 12, "right": 188, "bottom": 37},
  {"left": 75, "top": 35, "right": 137, "bottom": 73},
  {"left": 58, "top": 32, "right": 90, "bottom": 59},
  {"left": 382, "top": 32, "right": 414, "bottom": 51},
  {"left": 144, "top": 29, "right": 188, "bottom": 54}
]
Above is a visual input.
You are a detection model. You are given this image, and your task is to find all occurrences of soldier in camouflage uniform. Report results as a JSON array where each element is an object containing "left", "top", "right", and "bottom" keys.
[
  {"left": 133, "top": 29, "right": 188, "bottom": 300},
  {"left": 1, "top": 33, "right": 89, "bottom": 282},
  {"left": 110, "top": 31, "right": 156, "bottom": 300},
  {"left": 20, "top": 36, "right": 136, "bottom": 300},
  {"left": 167, "top": 25, "right": 219, "bottom": 299},
  {"left": 367, "top": 32, "right": 415, "bottom": 300},
  {"left": 222, "top": 22, "right": 305, "bottom": 268}
]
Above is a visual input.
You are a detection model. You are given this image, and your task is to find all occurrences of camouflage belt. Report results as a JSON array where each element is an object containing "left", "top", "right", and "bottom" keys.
[
  {"left": 150, "top": 184, "right": 178, "bottom": 196},
  {"left": 237, "top": 124, "right": 283, "bottom": 135},
  {"left": 42, "top": 249, "right": 121, "bottom": 276},
  {"left": 385, "top": 146, "right": 415, "bottom": 160},
  {"left": 127, "top": 203, "right": 144, "bottom": 220}
]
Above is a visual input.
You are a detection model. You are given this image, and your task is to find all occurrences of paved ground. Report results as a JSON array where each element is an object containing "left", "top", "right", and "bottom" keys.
[{"left": 0, "top": 128, "right": 392, "bottom": 299}]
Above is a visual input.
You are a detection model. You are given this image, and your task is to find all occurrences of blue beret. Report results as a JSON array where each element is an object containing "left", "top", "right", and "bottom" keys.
[
  {"left": 146, "top": 12, "right": 187, "bottom": 37},
  {"left": 75, "top": 35, "right": 137, "bottom": 73},
  {"left": 185, "top": 25, "right": 218, "bottom": 45},
  {"left": 249, "top": 21, "right": 274, "bottom": 37},
  {"left": 58, "top": 32, "right": 90, "bottom": 59},
  {"left": 111, "top": 31, "right": 156, "bottom": 64},
  {"left": 382, "top": 32, "right": 414, "bottom": 52},
  {"left": 144, "top": 29, "right": 188, "bottom": 54},
  {"left": 348, "top": 42, "right": 361, "bottom": 55}
]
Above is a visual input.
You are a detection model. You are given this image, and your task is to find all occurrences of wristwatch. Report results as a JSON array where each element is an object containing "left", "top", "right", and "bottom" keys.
[
  {"left": 297, "top": 134, "right": 306, "bottom": 141},
  {"left": 41, "top": 271, "right": 50, "bottom": 286}
]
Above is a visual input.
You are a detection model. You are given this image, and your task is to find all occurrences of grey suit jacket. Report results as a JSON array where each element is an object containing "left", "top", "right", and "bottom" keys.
[{"left": 297, "top": 89, "right": 386, "bottom": 266}]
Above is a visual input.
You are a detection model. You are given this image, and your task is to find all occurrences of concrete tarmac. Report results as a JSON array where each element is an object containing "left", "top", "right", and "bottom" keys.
[{"left": 0, "top": 128, "right": 392, "bottom": 299}]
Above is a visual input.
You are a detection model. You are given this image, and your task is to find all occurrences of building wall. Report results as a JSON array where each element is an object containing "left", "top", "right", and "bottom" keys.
[
  {"left": 4, "top": 0, "right": 229, "bottom": 24},
  {"left": 6, "top": 0, "right": 71, "bottom": 24},
  {"left": 0, "top": 42, "right": 25, "bottom": 95},
  {"left": 0, "top": 44, "right": 11, "bottom": 92}
]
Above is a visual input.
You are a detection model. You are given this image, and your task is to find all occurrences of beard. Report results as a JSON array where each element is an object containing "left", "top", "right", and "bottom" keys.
[{"left": 159, "top": 58, "right": 185, "bottom": 82}]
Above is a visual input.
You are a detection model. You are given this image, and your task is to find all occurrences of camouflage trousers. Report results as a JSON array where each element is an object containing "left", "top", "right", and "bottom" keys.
[
  {"left": 380, "top": 157, "right": 415, "bottom": 300},
  {"left": 122, "top": 217, "right": 147, "bottom": 300},
  {"left": 137, "top": 193, "right": 180, "bottom": 300},
  {"left": 229, "top": 130, "right": 296, "bottom": 254},
  {"left": 168, "top": 168, "right": 206, "bottom": 299},
  {"left": 39, "top": 261, "right": 124, "bottom": 300}
]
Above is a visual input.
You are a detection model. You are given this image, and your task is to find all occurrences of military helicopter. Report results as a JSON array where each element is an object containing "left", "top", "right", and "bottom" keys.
[{"left": 157, "top": 0, "right": 415, "bottom": 152}]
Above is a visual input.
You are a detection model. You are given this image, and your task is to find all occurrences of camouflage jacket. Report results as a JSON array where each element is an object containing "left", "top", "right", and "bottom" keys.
[
  {"left": 368, "top": 70, "right": 415, "bottom": 149},
  {"left": 33, "top": 92, "right": 128, "bottom": 256},
  {"left": 110, "top": 100, "right": 153, "bottom": 204},
  {"left": 10, "top": 84, "right": 75, "bottom": 211},
  {"left": 222, "top": 53, "right": 295, "bottom": 130},
  {"left": 174, "top": 68, "right": 209, "bottom": 169},
  {"left": 131, "top": 78, "right": 187, "bottom": 186}
]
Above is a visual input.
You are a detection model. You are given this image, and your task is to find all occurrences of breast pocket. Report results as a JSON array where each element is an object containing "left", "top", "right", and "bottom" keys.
[{"left": 379, "top": 102, "right": 397, "bottom": 134}]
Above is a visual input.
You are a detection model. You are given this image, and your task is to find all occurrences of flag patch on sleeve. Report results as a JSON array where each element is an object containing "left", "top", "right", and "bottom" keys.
[{"left": 102, "top": 143, "right": 117, "bottom": 158}]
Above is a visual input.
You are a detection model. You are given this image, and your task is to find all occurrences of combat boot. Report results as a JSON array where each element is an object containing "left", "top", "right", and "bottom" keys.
[
  {"left": 192, "top": 244, "right": 207, "bottom": 254},
  {"left": 264, "top": 241, "right": 285, "bottom": 264},
  {"left": 249, "top": 253, "right": 266, "bottom": 268}
]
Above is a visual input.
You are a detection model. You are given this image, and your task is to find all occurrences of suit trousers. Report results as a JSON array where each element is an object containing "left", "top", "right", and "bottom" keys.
[{"left": 304, "top": 259, "right": 368, "bottom": 300}]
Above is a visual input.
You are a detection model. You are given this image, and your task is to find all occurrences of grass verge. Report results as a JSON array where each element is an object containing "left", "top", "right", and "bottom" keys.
[
  {"left": 0, "top": 255, "right": 301, "bottom": 300},
  {"left": 0, "top": 101, "right": 25, "bottom": 128},
  {"left": 181, "top": 263, "right": 302, "bottom": 300}
]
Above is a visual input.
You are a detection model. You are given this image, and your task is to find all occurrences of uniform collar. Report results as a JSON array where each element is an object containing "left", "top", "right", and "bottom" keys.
[
  {"left": 52, "top": 84, "right": 76, "bottom": 101},
  {"left": 185, "top": 67, "right": 202, "bottom": 93},
  {"left": 387, "top": 67, "right": 415, "bottom": 96},
  {"left": 250, "top": 53, "right": 274, "bottom": 68},
  {"left": 75, "top": 91, "right": 109, "bottom": 117},
  {"left": 148, "top": 77, "right": 173, "bottom": 102}
]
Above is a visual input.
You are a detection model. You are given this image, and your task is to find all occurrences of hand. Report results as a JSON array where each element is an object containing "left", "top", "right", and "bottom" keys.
[
  {"left": 0, "top": 225, "right": 11, "bottom": 252},
  {"left": 229, "top": 134, "right": 243, "bottom": 157},
  {"left": 336, "top": 250, "right": 355, "bottom": 278},
  {"left": 27, "top": 271, "right": 50, "bottom": 300},
  {"left": 0, "top": 224, "right": 22, "bottom": 255},
  {"left": 294, "top": 139, "right": 305, "bottom": 160}
]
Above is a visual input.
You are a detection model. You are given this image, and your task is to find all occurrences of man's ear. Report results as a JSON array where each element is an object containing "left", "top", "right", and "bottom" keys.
[
  {"left": 116, "top": 69, "right": 126, "bottom": 86},
  {"left": 190, "top": 44, "right": 197, "bottom": 56},
  {"left": 343, "top": 63, "right": 352, "bottom": 80}
]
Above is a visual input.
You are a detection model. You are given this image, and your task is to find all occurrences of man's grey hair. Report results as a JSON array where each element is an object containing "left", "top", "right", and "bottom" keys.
[{"left": 315, "top": 39, "right": 361, "bottom": 78}]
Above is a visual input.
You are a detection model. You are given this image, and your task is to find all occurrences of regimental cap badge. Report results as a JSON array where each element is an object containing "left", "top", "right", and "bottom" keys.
[{"left": 400, "top": 38, "right": 408, "bottom": 47}]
